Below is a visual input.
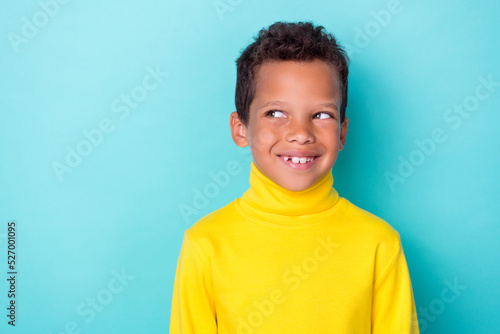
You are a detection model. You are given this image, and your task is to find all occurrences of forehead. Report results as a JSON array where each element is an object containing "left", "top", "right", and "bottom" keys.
[{"left": 252, "top": 59, "right": 341, "bottom": 106}]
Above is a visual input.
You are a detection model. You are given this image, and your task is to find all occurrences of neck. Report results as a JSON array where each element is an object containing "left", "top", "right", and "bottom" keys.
[{"left": 239, "top": 162, "right": 339, "bottom": 217}]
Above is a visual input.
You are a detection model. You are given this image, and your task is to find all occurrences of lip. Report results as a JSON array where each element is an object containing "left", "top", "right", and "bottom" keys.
[
  {"left": 277, "top": 150, "right": 321, "bottom": 157},
  {"left": 277, "top": 151, "right": 321, "bottom": 170}
]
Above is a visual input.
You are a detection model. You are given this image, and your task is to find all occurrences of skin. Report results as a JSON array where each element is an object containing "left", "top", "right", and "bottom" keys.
[{"left": 230, "top": 59, "right": 348, "bottom": 192}]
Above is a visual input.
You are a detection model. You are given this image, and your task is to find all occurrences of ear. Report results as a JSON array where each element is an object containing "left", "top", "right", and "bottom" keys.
[
  {"left": 339, "top": 116, "right": 349, "bottom": 151},
  {"left": 230, "top": 112, "right": 249, "bottom": 147}
]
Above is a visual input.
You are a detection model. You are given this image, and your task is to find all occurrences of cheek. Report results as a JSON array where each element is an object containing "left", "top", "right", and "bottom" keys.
[
  {"left": 318, "top": 127, "right": 339, "bottom": 143},
  {"left": 253, "top": 128, "right": 276, "bottom": 147}
]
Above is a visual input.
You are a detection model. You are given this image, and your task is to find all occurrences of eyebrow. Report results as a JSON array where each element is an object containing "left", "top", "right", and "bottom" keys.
[{"left": 259, "top": 100, "right": 338, "bottom": 110}]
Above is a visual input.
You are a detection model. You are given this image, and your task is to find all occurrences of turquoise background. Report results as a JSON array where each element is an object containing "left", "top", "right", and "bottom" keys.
[{"left": 1, "top": 0, "right": 499, "bottom": 333}]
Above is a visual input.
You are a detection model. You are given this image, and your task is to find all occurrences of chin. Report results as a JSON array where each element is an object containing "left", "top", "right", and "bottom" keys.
[{"left": 281, "top": 180, "right": 315, "bottom": 192}]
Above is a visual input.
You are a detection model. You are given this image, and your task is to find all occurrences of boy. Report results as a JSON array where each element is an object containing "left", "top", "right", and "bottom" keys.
[{"left": 170, "top": 21, "right": 419, "bottom": 333}]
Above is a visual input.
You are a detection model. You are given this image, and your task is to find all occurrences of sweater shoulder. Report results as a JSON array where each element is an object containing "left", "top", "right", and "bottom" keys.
[
  {"left": 340, "top": 197, "right": 401, "bottom": 245},
  {"left": 185, "top": 199, "right": 240, "bottom": 239},
  {"left": 339, "top": 198, "right": 404, "bottom": 270}
]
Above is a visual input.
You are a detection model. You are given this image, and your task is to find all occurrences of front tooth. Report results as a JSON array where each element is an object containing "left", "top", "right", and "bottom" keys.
[
  {"left": 292, "top": 157, "right": 300, "bottom": 163},
  {"left": 299, "top": 157, "right": 307, "bottom": 163}
]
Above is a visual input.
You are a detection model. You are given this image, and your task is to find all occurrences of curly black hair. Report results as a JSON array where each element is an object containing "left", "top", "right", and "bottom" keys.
[{"left": 235, "top": 21, "right": 349, "bottom": 126}]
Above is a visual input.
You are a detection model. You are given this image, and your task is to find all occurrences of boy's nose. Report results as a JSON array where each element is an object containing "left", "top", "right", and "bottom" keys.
[{"left": 284, "top": 119, "right": 315, "bottom": 144}]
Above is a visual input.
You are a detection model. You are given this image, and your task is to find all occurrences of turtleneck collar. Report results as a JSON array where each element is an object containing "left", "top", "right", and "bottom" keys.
[{"left": 236, "top": 162, "right": 341, "bottom": 224}]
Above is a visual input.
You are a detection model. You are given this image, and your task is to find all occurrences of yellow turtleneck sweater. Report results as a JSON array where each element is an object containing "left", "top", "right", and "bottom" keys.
[{"left": 170, "top": 162, "right": 419, "bottom": 333}]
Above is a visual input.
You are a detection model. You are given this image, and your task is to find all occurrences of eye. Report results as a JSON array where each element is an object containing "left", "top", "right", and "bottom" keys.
[
  {"left": 265, "top": 110, "right": 286, "bottom": 118},
  {"left": 313, "top": 112, "right": 334, "bottom": 119}
]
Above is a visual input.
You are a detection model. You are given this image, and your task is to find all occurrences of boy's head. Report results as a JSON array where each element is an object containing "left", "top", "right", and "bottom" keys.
[
  {"left": 230, "top": 21, "right": 350, "bottom": 192},
  {"left": 234, "top": 21, "right": 349, "bottom": 127}
]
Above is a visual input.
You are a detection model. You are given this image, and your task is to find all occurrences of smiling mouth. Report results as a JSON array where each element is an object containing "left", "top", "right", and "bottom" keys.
[
  {"left": 278, "top": 155, "right": 319, "bottom": 169},
  {"left": 277, "top": 155, "right": 319, "bottom": 165}
]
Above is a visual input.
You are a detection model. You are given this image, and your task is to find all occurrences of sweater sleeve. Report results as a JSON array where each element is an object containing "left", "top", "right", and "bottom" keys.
[
  {"left": 371, "top": 236, "right": 419, "bottom": 334},
  {"left": 169, "top": 231, "right": 217, "bottom": 334}
]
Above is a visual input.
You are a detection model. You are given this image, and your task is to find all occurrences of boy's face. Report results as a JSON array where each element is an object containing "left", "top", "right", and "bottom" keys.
[{"left": 230, "top": 59, "right": 348, "bottom": 192}]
